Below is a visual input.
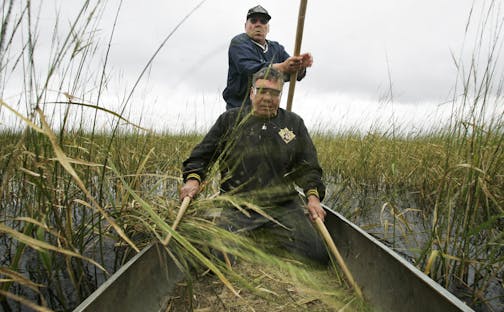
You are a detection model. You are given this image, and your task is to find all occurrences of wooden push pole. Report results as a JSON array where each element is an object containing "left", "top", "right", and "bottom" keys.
[
  {"left": 285, "top": 0, "right": 362, "bottom": 299},
  {"left": 286, "top": 0, "right": 308, "bottom": 112},
  {"left": 314, "top": 217, "right": 364, "bottom": 299},
  {"left": 162, "top": 196, "right": 191, "bottom": 246}
]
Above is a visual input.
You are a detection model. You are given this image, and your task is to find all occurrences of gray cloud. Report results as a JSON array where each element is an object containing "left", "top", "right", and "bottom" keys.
[
  {"left": 3, "top": 0, "right": 502, "bottom": 132},
  {"left": 100, "top": 0, "right": 484, "bottom": 104}
]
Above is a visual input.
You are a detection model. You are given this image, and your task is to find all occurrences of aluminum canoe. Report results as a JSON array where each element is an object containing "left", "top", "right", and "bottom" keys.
[{"left": 74, "top": 206, "right": 474, "bottom": 312}]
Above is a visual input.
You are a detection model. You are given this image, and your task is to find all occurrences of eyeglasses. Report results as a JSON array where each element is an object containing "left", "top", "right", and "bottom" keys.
[
  {"left": 254, "top": 87, "right": 282, "bottom": 97},
  {"left": 249, "top": 17, "right": 268, "bottom": 25}
]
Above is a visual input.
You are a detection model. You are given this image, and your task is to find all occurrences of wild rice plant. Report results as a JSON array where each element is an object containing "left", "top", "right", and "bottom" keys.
[
  {"left": 1, "top": 0, "right": 502, "bottom": 311},
  {"left": 315, "top": 3, "right": 503, "bottom": 309},
  {"left": 0, "top": 1, "right": 357, "bottom": 311}
]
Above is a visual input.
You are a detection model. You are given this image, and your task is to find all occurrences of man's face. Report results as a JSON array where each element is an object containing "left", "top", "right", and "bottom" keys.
[
  {"left": 245, "top": 14, "right": 269, "bottom": 44},
  {"left": 250, "top": 78, "right": 283, "bottom": 118}
]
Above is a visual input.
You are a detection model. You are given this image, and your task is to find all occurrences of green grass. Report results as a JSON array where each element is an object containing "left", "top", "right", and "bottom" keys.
[
  {"left": 1, "top": 0, "right": 503, "bottom": 311},
  {"left": 0, "top": 118, "right": 502, "bottom": 310}
]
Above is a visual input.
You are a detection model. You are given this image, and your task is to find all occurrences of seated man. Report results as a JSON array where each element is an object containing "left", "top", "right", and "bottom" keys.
[{"left": 180, "top": 66, "right": 328, "bottom": 264}]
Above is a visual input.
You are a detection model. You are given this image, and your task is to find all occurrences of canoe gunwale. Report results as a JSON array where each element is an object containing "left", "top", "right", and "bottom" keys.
[
  {"left": 322, "top": 204, "right": 474, "bottom": 312},
  {"left": 73, "top": 243, "right": 184, "bottom": 312}
]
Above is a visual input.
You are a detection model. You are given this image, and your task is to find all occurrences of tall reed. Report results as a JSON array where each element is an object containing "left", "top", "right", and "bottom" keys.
[
  {"left": 1, "top": 1, "right": 355, "bottom": 311},
  {"left": 315, "top": 3, "right": 503, "bottom": 309},
  {"left": 1, "top": 0, "right": 502, "bottom": 311}
]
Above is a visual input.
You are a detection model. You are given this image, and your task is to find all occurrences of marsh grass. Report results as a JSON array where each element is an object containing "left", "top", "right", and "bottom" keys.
[
  {"left": 2, "top": 106, "right": 502, "bottom": 310},
  {"left": 167, "top": 255, "right": 366, "bottom": 311},
  {"left": 148, "top": 197, "right": 365, "bottom": 311},
  {"left": 0, "top": 0, "right": 503, "bottom": 311},
  {"left": 313, "top": 5, "right": 504, "bottom": 307},
  {"left": 1, "top": 2, "right": 355, "bottom": 310}
]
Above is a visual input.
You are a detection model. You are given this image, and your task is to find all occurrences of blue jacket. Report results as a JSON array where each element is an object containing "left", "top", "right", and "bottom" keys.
[{"left": 222, "top": 33, "right": 306, "bottom": 110}]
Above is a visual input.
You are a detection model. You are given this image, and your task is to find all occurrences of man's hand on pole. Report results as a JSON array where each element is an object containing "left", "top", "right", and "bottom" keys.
[
  {"left": 300, "top": 52, "right": 313, "bottom": 67},
  {"left": 278, "top": 53, "right": 313, "bottom": 74},
  {"left": 306, "top": 194, "right": 326, "bottom": 222},
  {"left": 180, "top": 179, "right": 200, "bottom": 201}
]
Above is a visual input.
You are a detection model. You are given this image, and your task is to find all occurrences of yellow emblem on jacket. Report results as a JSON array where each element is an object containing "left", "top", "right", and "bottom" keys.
[{"left": 278, "top": 127, "right": 296, "bottom": 143}]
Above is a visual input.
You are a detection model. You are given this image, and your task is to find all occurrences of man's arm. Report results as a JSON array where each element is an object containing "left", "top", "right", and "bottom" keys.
[
  {"left": 180, "top": 113, "right": 232, "bottom": 200},
  {"left": 290, "top": 116, "right": 327, "bottom": 220},
  {"left": 230, "top": 36, "right": 312, "bottom": 77},
  {"left": 294, "top": 130, "right": 325, "bottom": 200}
]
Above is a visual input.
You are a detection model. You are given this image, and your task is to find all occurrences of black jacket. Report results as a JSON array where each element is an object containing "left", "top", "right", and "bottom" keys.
[{"left": 182, "top": 106, "right": 325, "bottom": 202}]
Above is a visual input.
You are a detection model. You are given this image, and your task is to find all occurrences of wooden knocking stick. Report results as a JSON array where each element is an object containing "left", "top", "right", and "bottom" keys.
[{"left": 314, "top": 217, "right": 364, "bottom": 299}]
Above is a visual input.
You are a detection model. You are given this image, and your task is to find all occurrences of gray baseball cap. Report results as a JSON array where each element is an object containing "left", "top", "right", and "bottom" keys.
[{"left": 246, "top": 5, "right": 271, "bottom": 21}]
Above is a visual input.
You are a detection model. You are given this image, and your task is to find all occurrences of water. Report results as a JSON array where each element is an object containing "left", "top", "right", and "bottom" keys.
[{"left": 324, "top": 182, "right": 503, "bottom": 312}]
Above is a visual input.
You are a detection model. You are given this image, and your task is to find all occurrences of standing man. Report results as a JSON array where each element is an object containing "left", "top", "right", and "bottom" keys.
[
  {"left": 222, "top": 5, "right": 313, "bottom": 110},
  {"left": 181, "top": 67, "right": 328, "bottom": 264}
]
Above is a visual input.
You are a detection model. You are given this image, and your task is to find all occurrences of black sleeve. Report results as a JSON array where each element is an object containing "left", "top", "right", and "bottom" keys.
[
  {"left": 182, "top": 113, "right": 231, "bottom": 183},
  {"left": 292, "top": 118, "right": 326, "bottom": 200}
]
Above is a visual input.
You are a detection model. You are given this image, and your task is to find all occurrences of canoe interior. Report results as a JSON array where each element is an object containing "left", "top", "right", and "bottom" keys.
[{"left": 74, "top": 207, "right": 475, "bottom": 312}]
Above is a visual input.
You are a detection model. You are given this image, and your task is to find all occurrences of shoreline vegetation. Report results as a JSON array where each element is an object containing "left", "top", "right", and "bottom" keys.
[{"left": 1, "top": 1, "right": 503, "bottom": 311}]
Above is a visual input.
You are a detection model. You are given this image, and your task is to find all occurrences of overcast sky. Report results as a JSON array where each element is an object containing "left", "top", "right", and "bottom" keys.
[{"left": 2, "top": 0, "right": 503, "bottom": 133}]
